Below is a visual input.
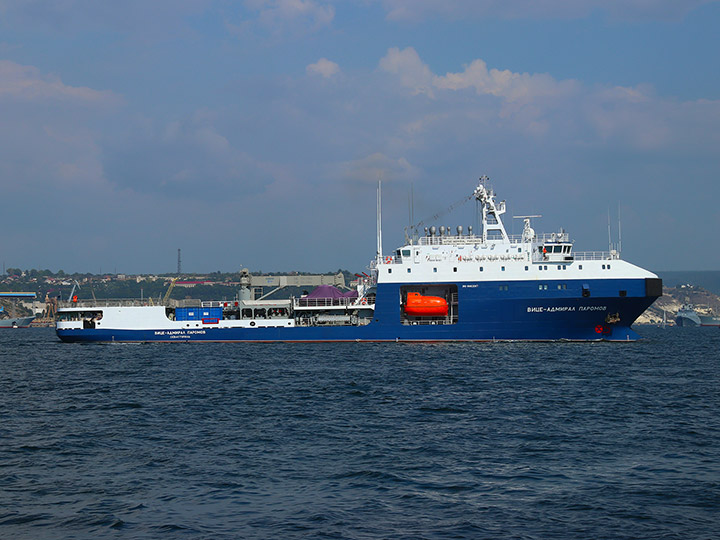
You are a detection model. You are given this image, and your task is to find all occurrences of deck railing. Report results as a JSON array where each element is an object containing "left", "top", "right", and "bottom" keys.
[
  {"left": 294, "top": 297, "right": 371, "bottom": 308},
  {"left": 416, "top": 232, "right": 570, "bottom": 246},
  {"left": 573, "top": 251, "right": 620, "bottom": 261},
  {"left": 58, "top": 298, "right": 157, "bottom": 309}
]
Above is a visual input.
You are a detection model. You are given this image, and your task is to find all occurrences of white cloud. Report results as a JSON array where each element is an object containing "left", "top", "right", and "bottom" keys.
[
  {"left": 378, "top": 47, "right": 435, "bottom": 96},
  {"left": 336, "top": 152, "right": 420, "bottom": 184},
  {"left": 379, "top": 47, "right": 578, "bottom": 108},
  {"left": 0, "top": 60, "right": 120, "bottom": 105},
  {"left": 375, "top": 45, "right": 720, "bottom": 157},
  {"left": 434, "top": 58, "right": 579, "bottom": 105},
  {"left": 306, "top": 58, "right": 340, "bottom": 78}
]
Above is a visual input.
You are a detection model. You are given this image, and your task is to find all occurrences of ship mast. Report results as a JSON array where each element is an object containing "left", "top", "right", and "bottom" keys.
[
  {"left": 376, "top": 179, "right": 383, "bottom": 262},
  {"left": 474, "top": 176, "right": 509, "bottom": 243}
]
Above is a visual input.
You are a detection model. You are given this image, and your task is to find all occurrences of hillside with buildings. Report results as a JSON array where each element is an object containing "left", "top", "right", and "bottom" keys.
[{"left": 636, "top": 284, "right": 720, "bottom": 325}]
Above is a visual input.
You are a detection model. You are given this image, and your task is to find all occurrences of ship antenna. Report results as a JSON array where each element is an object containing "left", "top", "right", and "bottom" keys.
[
  {"left": 618, "top": 202, "right": 622, "bottom": 256},
  {"left": 376, "top": 179, "right": 383, "bottom": 263},
  {"left": 607, "top": 208, "right": 612, "bottom": 253}
]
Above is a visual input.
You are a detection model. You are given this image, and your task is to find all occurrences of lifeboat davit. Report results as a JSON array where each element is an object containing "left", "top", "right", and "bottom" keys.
[{"left": 404, "top": 292, "right": 448, "bottom": 317}]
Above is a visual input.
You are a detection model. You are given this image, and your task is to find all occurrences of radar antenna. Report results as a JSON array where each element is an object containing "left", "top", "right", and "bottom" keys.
[{"left": 513, "top": 215, "right": 542, "bottom": 243}]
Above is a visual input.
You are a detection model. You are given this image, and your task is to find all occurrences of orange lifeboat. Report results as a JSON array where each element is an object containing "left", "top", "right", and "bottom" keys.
[{"left": 404, "top": 292, "right": 448, "bottom": 317}]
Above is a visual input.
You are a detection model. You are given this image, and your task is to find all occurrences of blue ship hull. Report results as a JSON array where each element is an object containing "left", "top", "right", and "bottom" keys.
[{"left": 56, "top": 277, "right": 660, "bottom": 343}]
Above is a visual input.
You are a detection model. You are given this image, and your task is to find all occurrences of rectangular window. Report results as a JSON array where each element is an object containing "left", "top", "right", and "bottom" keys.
[
  {"left": 407, "top": 268, "right": 411, "bottom": 273},
  {"left": 453, "top": 267, "right": 457, "bottom": 272},
  {"left": 501, "top": 266, "right": 505, "bottom": 271},
  {"left": 433, "top": 267, "right": 437, "bottom": 273},
  {"left": 525, "top": 266, "right": 528, "bottom": 271},
  {"left": 619, "top": 290, "right": 627, "bottom": 297},
  {"left": 479, "top": 267, "right": 483, "bottom": 272}
]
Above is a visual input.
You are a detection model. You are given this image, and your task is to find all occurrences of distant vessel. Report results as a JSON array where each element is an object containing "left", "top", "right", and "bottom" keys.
[
  {"left": 0, "top": 292, "right": 36, "bottom": 328},
  {"left": 675, "top": 305, "right": 720, "bottom": 327},
  {"left": 0, "top": 315, "right": 36, "bottom": 328},
  {"left": 56, "top": 176, "right": 662, "bottom": 343}
]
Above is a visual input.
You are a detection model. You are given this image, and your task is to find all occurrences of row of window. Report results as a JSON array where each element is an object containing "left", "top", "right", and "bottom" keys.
[
  {"left": 389, "top": 263, "right": 603, "bottom": 274},
  {"left": 539, "top": 245, "right": 572, "bottom": 254}
]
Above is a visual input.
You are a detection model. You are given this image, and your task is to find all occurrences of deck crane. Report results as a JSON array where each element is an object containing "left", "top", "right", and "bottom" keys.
[
  {"left": 162, "top": 278, "right": 178, "bottom": 305},
  {"left": 67, "top": 280, "right": 81, "bottom": 303}
]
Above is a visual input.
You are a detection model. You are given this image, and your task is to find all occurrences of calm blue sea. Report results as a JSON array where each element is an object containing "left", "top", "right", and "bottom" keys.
[{"left": 1, "top": 327, "right": 718, "bottom": 539}]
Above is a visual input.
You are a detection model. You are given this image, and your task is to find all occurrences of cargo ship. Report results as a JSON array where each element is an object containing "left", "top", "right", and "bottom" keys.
[
  {"left": 675, "top": 305, "right": 720, "bottom": 327},
  {"left": 56, "top": 177, "right": 662, "bottom": 342}
]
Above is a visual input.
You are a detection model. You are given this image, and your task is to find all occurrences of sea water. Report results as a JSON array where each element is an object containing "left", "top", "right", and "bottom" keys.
[{"left": 1, "top": 327, "right": 718, "bottom": 539}]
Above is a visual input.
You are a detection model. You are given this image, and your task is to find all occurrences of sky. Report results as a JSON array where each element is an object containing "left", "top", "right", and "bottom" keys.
[{"left": 1, "top": 0, "right": 719, "bottom": 274}]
